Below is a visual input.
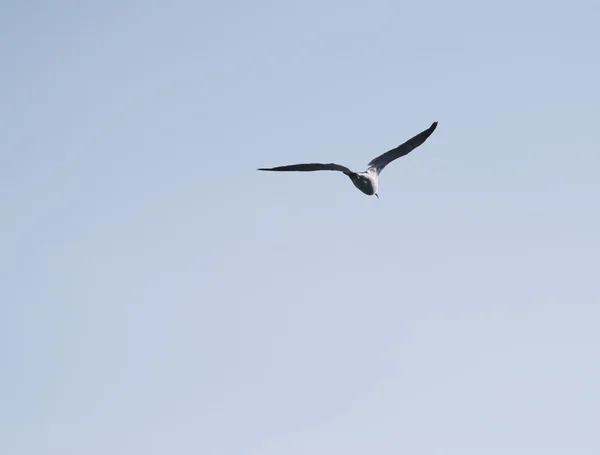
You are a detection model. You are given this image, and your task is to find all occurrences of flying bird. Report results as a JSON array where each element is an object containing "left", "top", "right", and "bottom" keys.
[{"left": 258, "top": 121, "right": 438, "bottom": 198}]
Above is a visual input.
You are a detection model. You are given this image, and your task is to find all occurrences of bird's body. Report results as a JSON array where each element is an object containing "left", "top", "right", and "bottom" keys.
[
  {"left": 350, "top": 169, "right": 378, "bottom": 196},
  {"left": 258, "top": 121, "right": 438, "bottom": 198}
]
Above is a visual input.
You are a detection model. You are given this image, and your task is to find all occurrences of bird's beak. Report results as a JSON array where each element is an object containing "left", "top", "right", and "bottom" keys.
[{"left": 375, "top": 193, "right": 379, "bottom": 199}]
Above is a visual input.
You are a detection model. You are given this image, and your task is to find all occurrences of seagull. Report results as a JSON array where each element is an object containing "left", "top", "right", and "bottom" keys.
[{"left": 258, "top": 121, "right": 438, "bottom": 198}]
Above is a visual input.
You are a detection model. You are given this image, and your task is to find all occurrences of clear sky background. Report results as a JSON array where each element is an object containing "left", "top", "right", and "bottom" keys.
[{"left": 2, "top": 0, "right": 599, "bottom": 454}]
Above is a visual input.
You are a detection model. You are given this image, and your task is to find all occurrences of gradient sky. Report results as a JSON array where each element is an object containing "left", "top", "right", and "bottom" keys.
[{"left": 2, "top": 1, "right": 599, "bottom": 454}]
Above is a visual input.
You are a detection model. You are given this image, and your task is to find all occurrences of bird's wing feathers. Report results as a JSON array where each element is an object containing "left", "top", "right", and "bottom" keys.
[
  {"left": 367, "top": 122, "right": 438, "bottom": 173},
  {"left": 258, "top": 163, "right": 353, "bottom": 175}
]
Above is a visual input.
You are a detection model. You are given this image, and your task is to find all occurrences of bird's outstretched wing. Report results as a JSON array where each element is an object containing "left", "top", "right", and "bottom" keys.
[
  {"left": 258, "top": 163, "right": 353, "bottom": 175},
  {"left": 367, "top": 122, "right": 438, "bottom": 173}
]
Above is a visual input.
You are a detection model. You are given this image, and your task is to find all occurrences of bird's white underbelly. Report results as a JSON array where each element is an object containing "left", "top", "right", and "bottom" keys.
[{"left": 352, "top": 172, "right": 378, "bottom": 195}]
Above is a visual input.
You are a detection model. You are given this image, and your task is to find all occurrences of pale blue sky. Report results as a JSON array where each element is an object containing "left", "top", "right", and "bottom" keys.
[{"left": 1, "top": 0, "right": 599, "bottom": 453}]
